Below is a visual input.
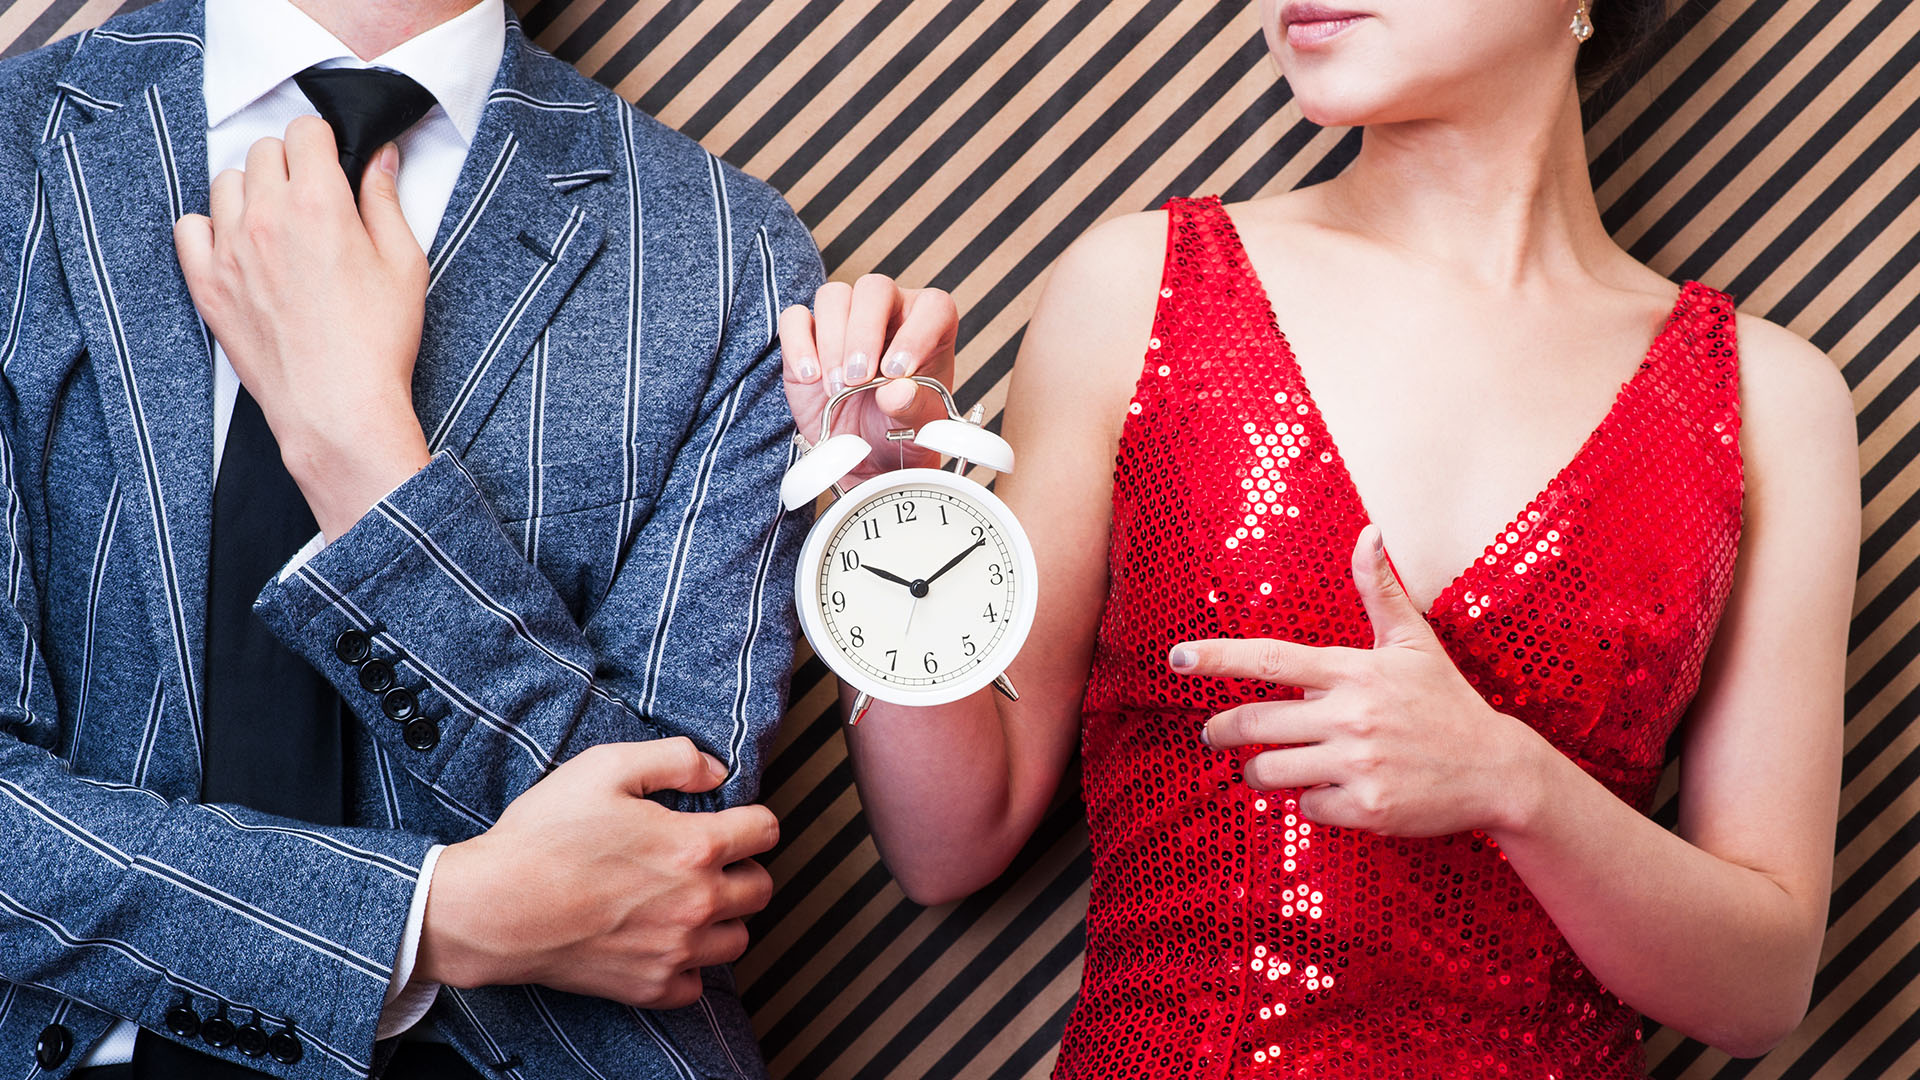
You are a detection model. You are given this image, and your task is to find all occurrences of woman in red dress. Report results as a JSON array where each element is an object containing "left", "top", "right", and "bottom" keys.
[{"left": 779, "top": 1, "right": 1856, "bottom": 1076}]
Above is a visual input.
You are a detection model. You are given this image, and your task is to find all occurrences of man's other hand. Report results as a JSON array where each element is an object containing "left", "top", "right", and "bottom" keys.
[{"left": 416, "top": 737, "right": 780, "bottom": 1010}]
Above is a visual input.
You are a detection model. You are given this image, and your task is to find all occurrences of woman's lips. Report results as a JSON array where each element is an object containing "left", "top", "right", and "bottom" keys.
[{"left": 1282, "top": 4, "right": 1368, "bottom": 48}]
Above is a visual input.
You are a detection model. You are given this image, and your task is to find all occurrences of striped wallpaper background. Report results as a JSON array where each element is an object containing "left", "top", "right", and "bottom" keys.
[{"left": 4, "top": 0, "right": 1917, "bottom": 1077}]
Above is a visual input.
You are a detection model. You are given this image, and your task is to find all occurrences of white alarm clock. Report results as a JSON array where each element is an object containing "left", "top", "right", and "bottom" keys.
[{"left": 781, "top": 376, "right": 1036, "bottom": 724}]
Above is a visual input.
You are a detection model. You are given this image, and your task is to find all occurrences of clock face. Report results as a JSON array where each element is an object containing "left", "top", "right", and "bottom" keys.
[{"left": 813, "top": 483, "right": 1022, "bottom": 692}]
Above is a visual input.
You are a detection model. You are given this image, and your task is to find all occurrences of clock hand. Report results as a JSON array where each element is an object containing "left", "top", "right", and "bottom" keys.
[
  {"left": 922, "top": 537, "right": 988, "bottom": 587},
  {"left": 861, "top": 563, "right": 916, "bottom": 589}
]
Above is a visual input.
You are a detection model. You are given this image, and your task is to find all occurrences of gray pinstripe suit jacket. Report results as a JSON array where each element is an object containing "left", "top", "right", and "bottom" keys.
[{"left": 0, "top": 2, "right": 821, "bottom": 1078}]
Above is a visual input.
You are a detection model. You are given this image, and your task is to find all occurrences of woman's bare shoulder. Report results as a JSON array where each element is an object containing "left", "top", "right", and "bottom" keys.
[
  {"left": 1732, "top": 310, "right": 1854, "bottom": 455},
  {"left": 1048, "top": 208, "right": 1171, "bottom": 300},
  {"left": 1019, "top": 210, "right": 1170, "bottom": 392}
]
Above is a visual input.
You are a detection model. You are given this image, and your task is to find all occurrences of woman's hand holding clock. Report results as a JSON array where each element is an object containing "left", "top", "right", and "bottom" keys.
[{"left": 779, "top": 274, "right": 959, "bottom": 481}]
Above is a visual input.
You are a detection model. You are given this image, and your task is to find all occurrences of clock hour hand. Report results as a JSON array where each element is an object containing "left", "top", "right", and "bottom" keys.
[
  {"left": 861, "top": 563, "right": 916, "bottom": 589},
  {"left": 922, "top": 537, "right": 988, "bottom": 587}
]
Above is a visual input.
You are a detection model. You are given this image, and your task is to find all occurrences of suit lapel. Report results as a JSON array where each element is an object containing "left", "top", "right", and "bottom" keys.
[
  {"left": 413, "top": 31, "right": 608, "bottom": 458},
  {"left": 37, "top": 41, "right": 214, "bottom": 773}
]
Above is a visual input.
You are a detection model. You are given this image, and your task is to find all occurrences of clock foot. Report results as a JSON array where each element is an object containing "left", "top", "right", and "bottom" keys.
[
  {"left": 991, "top": 673, "right": 1021, "bottom": 701},
  {"left": 848, "top": 691, "right": 874, "bottom": 726}
]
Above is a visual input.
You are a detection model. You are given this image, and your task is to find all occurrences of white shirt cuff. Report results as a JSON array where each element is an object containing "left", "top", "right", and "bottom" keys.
[
  {"left": 275, "top": 531, "right": 328, "bottom": 583},
  {"left": 376, "top": 843, "right": 445, "bottom": 1040}
]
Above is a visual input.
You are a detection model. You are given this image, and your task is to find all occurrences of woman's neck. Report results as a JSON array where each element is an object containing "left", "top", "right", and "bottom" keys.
[
  {"left": 1316, "top": 81, "right": 1620, "bottom": 290},
  {"left": 290, "top": 0, "right": 485, "bottom": 59}
]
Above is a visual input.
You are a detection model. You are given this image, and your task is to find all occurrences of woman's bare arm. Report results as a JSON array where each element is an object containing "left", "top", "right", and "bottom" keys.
[
  {"left": 1482, "top": 314, "right": 1854, "bottom": 1055},
  {"left": 781, "top": 213, "right": 1165, "bottom": 904}
]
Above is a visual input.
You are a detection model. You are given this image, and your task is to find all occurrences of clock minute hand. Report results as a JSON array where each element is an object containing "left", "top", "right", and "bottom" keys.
[
  {"left": 861, "top": 563, "right": 916, "bottom": 589},
  {"left": 922, "top": 537, "right": 988, "bottom": 587}
]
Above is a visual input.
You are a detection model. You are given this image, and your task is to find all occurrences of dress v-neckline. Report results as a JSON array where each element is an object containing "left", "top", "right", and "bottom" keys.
[{"left": 1209, "top": 203, "right": 1701, "bottom": 620}]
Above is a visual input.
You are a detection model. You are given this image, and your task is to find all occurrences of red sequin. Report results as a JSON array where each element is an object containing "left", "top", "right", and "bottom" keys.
[{"left": 1060, "top": 196, "right": 1743, "bottom": 1079}]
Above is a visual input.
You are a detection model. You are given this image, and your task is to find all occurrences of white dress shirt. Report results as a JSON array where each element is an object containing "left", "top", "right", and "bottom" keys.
[{"left": 82, "top": 0, "right": 504, "bottom": 1066}]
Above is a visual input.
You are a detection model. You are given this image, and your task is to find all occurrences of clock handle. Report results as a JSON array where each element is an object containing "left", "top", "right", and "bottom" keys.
[{"left": 816, "top": 375, "right": 966, "bottom": 444}]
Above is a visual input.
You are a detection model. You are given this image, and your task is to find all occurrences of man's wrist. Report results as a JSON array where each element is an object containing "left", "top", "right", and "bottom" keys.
[
  {"left": 415, "top": 836, "right": 510, "bottom": 991},
  {"left": 281, "top": 413, "right": 431, "bottom": 541}
]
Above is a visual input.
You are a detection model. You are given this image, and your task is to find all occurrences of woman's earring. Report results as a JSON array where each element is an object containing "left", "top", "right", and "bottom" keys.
[{"left": 1571, "top": 1, "right": 1594, "bottom": 42}]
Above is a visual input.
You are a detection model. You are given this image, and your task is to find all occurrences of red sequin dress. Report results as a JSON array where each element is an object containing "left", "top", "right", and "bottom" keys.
[{"left": 1062, "top": 196, "right": 1743, "bottom": 1079}]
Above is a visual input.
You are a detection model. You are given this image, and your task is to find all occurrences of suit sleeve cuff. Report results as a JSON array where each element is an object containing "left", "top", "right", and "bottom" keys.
[{"left": 376, "top": 843, "right": 444, "bottom": 1040}]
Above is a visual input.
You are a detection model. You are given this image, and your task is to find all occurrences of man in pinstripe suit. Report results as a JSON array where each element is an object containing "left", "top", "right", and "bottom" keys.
[{"left": 0, "top": 0, "right": 821, "bottom": 1078}]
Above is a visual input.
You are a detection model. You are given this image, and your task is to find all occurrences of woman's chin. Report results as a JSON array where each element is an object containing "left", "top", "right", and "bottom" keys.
[
  {"left": 1288, "top": 75, "right": 1439, "bottom": 128},
  {"left": 1293, "top": 91, "right": 1389, "bottom": 129}
]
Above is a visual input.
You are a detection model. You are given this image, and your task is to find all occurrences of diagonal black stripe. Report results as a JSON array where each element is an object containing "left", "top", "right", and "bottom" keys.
[
  {"left": 1587, "top": 0, "right": 1791, "bottom": 191},
  {"left": 682, "top": 0, "right": 914, "bottom": 145},
  {"left": 1579, "top": 0, "right": 1723, "bottom": 135},
  {"left": 731, "top": 0, "right": 983, "bottom": 178},
  {"left": 755, "top": 797, "right": 1086, "bottom": 1057},
  {"left": 1829, "top": 790, "right": 1919, "bottom": 922},
  {"left": 1673, "top": 35, "right": 1920, "bottom": 294},
  {"left": 1618, "top": 0, "right": 1905, "bottom": 257},
  {"left": 574, "top": 0, "right": 698, "bottom": 87},
  {"left": 768, "top": 0, "right": 1050, "bottom": 200},
  {"left": 1849, "top": 287, "right": 1920, "bottom": 442},
  {"left": 630, "top": 3, "right": 788, "bottom": 117},
  {"left": 992, "top": 991, "right": 1080, "bottom": 1079},
  {"left": 851, "top": 845, "right": 1090, "bottom": 1080},
  {"left": 1592, "top": 0, "right": 1806, "bottom": 217},
  {"left": 918, "top": 921, "right": 1087, "bottom": 1080},
  {"left": 863, "top": 0, "right": 1253, "bottom": 282},
  {"left": 1725, "top": 127, "right": 1920, "bottom": 329},
  {"left": 782, "top": 806, "right": 1089, "bottom": 1078},
  {"left": 1775, "top": 918, "right": 1920, "bottom": 1079},
  {"left": 1839, "top": 679, "right": 1919, "bottom": 791},
  {"left": 1, "top": 0, "right": 104, "bottom": 61},
  {"left": 816, "top": 0, "right": 1186, "bottom": 269}
]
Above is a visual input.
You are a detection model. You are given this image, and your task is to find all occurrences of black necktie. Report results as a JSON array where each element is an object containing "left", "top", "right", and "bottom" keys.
[
  {"left": 291, "top": 66, "right": 436, "bottom": 196},
  {"left": 146, "top": 68, "right": 442, "bottom": 1078}
]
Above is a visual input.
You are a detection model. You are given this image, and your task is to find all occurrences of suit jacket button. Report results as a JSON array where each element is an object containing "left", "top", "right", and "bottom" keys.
[
  {"left": 333, "top": 629, "right": 372, "bottom": 665},
  {"left": 267, "top": 1028, "right": 303, "bottom": 1066},
  {"left": 403, "top": 718, "right": 440, "bottom": 751},
  {"left": 359, "top": 658, "right": 396, "bottom": 693},
  {"left": 165, "top": 1001, "right": 202, "bottom": 1038},
  {"left": 201, "top": 1012, "right": 237, "bottom": 1049},
  {"left": 236, "top": 1019, "right": 268, "bottom": 1058},
  {"left": 381, "top": 687, "right": 419, "bottom": 721},
  {"left": 33, "top": 1024, "right": 71, "bottom": 1070}
]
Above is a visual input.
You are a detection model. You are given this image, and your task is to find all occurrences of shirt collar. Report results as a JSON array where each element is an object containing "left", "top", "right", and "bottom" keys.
[{"left": 202, "top": 0, "right": 506, "bottom": 144}]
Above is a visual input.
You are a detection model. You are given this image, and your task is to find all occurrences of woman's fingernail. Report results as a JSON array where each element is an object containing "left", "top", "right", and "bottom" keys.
[
  {"left": 1198, "top": 723, "right": 1212, "bottom": 747},
  {"left": 377, "top": 144, "right": 399, "bottom": 176},
  {"left": 794, "top": 357, "right": 819, "bottom": 382},
  {"left": 1371, "top": 525, "right": 1386, "bottom": 558},
  {"left": 1168, "top": 645, "right": 1195, "bottom": 671},
  {"left": 826, "top": 368, "right": 845, "bottom": 395},
  {"left": 844, "top": 351, "right": 871, "bottom": 383},
  {"left": 882, "top": 352, "right": 910, "bottom": 378}
]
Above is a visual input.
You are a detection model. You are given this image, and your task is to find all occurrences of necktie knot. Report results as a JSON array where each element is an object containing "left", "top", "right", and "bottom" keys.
[{"left": 292, "top": 66, "right": 436, "bottom": 195}]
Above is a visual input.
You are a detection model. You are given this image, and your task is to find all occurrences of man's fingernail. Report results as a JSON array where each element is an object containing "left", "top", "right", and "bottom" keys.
[
  {"left": 882, "top": 352, "right": 910, "bottom": 378},
  {"left": 377, "top": 144, "right": 399, "bottom": 176},
  {"left": 845, "top": 351, "right": 871, "bottom": 383},
  {"left": 1168, "top": 646, "right": 1195, "bottom": 671}
]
